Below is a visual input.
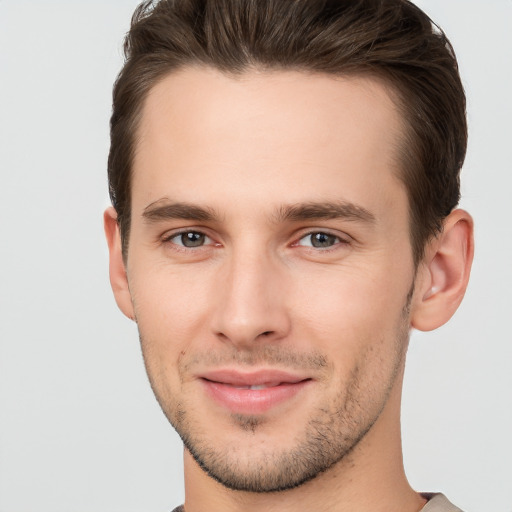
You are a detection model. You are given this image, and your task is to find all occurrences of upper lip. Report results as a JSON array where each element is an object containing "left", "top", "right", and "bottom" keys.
[{"left": 198, "top": 369, "right": 310, "bottom": 387}]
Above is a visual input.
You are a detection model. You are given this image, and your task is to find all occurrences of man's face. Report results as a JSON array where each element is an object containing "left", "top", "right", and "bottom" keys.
[{"left": 125, "top": 68, "right": 417, "bottom": 491}]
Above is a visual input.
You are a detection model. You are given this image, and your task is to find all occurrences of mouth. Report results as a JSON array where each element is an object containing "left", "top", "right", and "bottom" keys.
[{"left": 198, "top": 370, "right": 312, "bottom": 415}]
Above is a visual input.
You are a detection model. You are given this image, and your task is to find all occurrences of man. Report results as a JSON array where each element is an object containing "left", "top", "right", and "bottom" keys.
[{"left": 104, "top": 0, "right": 473, "bottom": 511}]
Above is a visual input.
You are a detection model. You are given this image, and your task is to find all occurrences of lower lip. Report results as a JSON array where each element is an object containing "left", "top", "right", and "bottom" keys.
[{"left": 201, "top": 379, "right": 311, "bottom": 415}]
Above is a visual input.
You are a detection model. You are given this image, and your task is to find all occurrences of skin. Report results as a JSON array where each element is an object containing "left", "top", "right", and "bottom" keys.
[{"left": 105, "top": 67, "right": 474, "bottom": 512}]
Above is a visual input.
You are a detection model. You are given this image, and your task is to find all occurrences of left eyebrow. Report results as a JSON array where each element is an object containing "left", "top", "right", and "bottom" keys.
[{"left": 274, "top": 201, "right": 376, "bottom": 224}]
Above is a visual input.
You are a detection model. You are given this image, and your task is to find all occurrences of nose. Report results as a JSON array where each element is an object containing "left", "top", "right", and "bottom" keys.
[{"left": 211, "top": 248, "right": 291, "bottom": 348}]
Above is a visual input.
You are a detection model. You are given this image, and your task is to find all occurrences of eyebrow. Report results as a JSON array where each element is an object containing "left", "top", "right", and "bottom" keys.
[
  {"left": 274, "top": 201, "right": 376, "bottom": 224},
  {"left": 142, "top": 199, "right": 375, "bottom": 225},
  {"left": 142, "top": 200, "right": 219, "bottom": 223}
]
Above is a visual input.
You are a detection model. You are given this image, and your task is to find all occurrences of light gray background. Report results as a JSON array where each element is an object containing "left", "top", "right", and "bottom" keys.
[{"left": 0, "top": 1, "right": 510, "bottom": 511}]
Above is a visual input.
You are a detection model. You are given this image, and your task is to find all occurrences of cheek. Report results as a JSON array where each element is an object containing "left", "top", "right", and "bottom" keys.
[
  {"left": 291, "top": 262, "right": 409, "bottom": 345},
  {"left": 130, "top": 263, "right": 212, "bottom": 335},
  {"left": 128, "top": 265, "right": 217, "bottom": 393},
  {"left": 288, "top": 261, "right": 412, "bottom": 395},
  {"left": 297, "top": 269, "right": 410, "bottom": 412}
]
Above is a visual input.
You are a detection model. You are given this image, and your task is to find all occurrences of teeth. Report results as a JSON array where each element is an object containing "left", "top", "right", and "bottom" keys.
[{"left": 231, "top": 382, "right": 281, "bottom": 390}]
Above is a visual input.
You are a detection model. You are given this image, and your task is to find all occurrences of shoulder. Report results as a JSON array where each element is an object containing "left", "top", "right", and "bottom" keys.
[{"left": 421, "top": 493, "right": 464, "bottom": 512}]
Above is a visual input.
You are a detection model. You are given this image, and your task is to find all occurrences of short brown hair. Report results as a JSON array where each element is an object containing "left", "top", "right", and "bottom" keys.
[{"left": 108, "top": 0, "right": 467, "bottom": 265}]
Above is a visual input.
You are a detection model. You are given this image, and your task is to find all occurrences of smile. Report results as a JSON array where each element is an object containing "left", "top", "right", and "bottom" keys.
[{"left": 199, "top": 370, "right": 312, "bottom": 415}]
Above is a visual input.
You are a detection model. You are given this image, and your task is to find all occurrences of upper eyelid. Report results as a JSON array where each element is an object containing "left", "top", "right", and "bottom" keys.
[
  {"left": 161, "top": 230, "right": 216, "bottom": 251},
  {"left": 160, "top": 229, "right": 209, "bottom": 247},
  {"left": 162, "top": 227, "right": 212, "bottom": 240},
  {"left": 294, "top": 233, "right": 349, "bottom": 249},
  {"left": 299, "top": 231, "right": 344, "bottom": 240},
  {"left": 294, "top": 228, "right": 352, "bottom": 242}
]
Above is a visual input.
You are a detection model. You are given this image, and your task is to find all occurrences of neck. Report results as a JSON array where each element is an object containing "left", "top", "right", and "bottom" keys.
[{"left": 181, "top": 372, "right": 425, "bottom": 512}]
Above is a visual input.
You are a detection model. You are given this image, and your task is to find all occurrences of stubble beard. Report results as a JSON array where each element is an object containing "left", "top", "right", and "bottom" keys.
[
  {"left": 140, "top": 290, "right": 413, "bottom": 493},
  {"left": 174, "top": 364, "right": 397, "bottom": 493}
]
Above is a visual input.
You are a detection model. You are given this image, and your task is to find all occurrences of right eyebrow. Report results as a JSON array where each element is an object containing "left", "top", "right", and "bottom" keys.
[{"left": 142, "top": 200, "right": 219, "bottom": 223}]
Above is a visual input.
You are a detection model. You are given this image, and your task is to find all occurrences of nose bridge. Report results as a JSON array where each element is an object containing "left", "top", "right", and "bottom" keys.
[{"left": 213, "top": 241, "right": 289, "bottom": 346}]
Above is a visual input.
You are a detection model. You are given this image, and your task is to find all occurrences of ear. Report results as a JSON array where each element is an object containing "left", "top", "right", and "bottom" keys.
[
  {"left": 104, "top": 207, "right": 135, "bottom": 321},
  {"left": 411, "top": 209, "right": 474, "bottom": 331}
]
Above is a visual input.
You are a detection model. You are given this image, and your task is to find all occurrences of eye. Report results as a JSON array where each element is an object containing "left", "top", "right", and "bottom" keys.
[
  {"left": 296, "top": 232, "right": 345, "bottom": 249},
  {"left": 166, "top": 231, "right": 212, "bottom": 248}
]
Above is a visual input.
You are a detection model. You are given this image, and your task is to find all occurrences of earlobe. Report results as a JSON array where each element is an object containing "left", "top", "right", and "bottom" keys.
[
  {"left": 104, "top": 207, "right": 136, "bottom": 321},
  {"left": 411, "top": 209, "right": 474, "bottom": 332}
]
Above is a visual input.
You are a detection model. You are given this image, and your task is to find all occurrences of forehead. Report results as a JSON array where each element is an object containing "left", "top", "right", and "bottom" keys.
[{"left": 133, "top": 67, "right": 406, "bottom": 219}]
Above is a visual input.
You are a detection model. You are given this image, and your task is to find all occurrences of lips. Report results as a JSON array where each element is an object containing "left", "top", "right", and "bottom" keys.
[{"left": 199, "top": 369, "right": 312, "bottom": 415}]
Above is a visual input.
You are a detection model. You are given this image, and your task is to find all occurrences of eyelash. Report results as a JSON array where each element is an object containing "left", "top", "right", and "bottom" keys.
[
  {"left": 161, "top": 229, "right": 350, "bottom": 252},
  {"left": 293, "top": 231, "right": 350, "bottom": 251},
  {"left": 162, "top": 230, "right": 216, "bottom": 250}
]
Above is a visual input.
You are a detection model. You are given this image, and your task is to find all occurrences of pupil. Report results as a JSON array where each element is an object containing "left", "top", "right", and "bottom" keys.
[
  {"left": 182, "top": 232, "right": 205, "bottom": 247},
  {"left": 312, "top": 232, "right": 335, "bottom": 248}
]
